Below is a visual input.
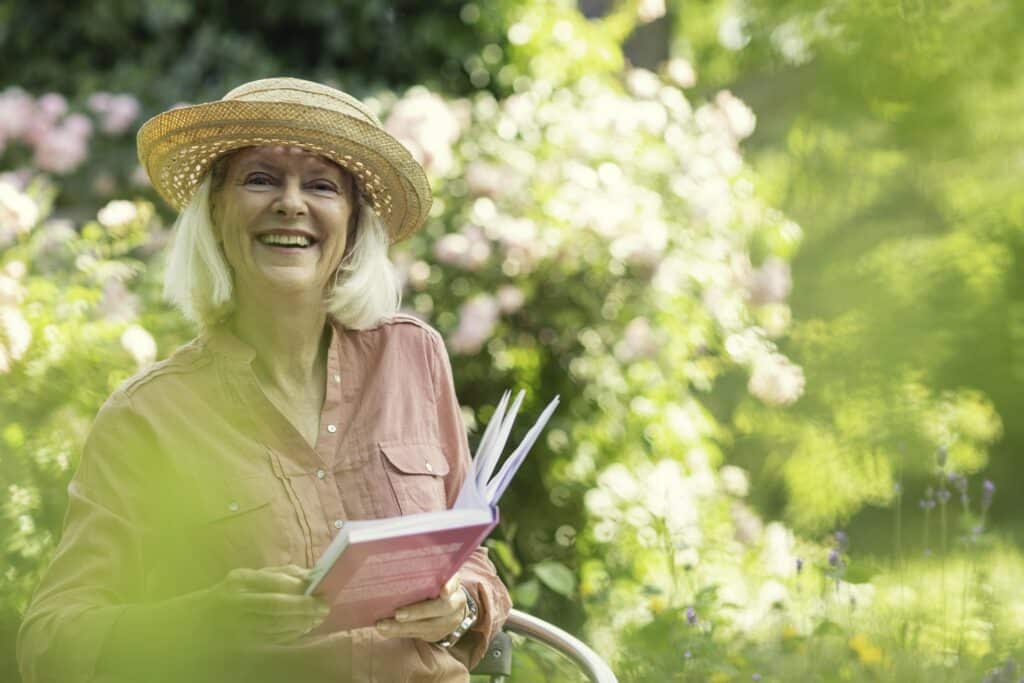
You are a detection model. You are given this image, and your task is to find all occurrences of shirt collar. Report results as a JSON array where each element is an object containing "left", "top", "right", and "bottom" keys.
[{"left": 201, "top": 316, "right": 339, "bottom": 366}]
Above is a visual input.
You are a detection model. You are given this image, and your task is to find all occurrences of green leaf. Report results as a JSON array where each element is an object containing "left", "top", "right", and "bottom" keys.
[
  {"left": 485, "top": 539, "right": 522, "bottom": 578},
  {"left": 513, "top": 579, "right": 540, "bottom": 608},
  {"left": 532, "top": 561, "right": 576, "bottom": 598}
]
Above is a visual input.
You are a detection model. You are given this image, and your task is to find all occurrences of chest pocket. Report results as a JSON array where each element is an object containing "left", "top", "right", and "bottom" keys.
[
  {"left": 190, "top": 476, "right": 297, "bottom": 573},
  {"left": 379, "top": 442, "right": 450, "bottom": 515}
]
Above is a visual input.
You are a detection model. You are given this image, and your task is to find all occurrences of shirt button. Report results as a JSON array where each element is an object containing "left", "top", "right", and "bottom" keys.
[
  {"left": 425, "top": 461, "right": 434, "bottom": 473},
  {"left": 334, "top": 519, "right": 345, "bottom": 530},
  {"left": 316, "top": 468, "right": 326, "bottom": 480},
  {"left": 332, "top": 374, "right": 341, "bottom": 384},
  {"left": 228, "top": 501, "right": 239, "bottom": 512},
  {"left": 326, "top": 424, "right": 337, "bottom": 433}
]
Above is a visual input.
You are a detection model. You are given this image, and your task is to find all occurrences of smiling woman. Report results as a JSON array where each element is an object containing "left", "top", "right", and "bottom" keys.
[{"left": 16, "top": 78, "right": 511, "bottom": 683}]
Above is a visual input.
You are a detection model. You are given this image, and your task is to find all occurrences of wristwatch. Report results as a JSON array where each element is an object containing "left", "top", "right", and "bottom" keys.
[{"left": 436, "top": 586, "right": 479, "bottom": 648}]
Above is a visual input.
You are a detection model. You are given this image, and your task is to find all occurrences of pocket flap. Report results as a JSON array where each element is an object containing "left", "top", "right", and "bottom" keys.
[
  {"left": 379, "top": 442, "right": 450, "bottom": 477},
  {"left": 196, "top": 479, "right": 275, "bottom": 525}
]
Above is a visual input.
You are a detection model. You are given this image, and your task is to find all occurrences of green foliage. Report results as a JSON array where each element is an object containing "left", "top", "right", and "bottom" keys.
[{"left": 4, "top": 1, "right": 1024, "bottom": 681}]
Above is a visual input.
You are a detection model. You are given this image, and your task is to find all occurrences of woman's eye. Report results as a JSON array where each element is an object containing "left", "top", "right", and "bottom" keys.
[
  {"left": 245, "top": 173, "right": 273, "bottom": 185},
  {"left": 311, "top": 181, "right": 339, "bottom": 192}
]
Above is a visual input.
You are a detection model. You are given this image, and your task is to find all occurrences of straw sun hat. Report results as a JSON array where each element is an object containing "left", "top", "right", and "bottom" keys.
[{"left": 136, "top": 77, "right": 432, "bottom": 244}]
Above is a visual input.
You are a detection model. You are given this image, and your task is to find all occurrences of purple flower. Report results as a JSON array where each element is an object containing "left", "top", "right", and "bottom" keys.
[
  {"left": 685, "top": 606, "right": 697, "bottom": 626},
  {"left": 796, "top": 557, "right": 804, "bottom": 574},
  {"left": 834, "top": 530, "right": 848, "bottom": 550},
  {"left": 828, "top": 549, "right": 840, "bottom": 567},
  {"left": 752, "top": 675, "right": 762, "bottom": 682},
  {"left": 950, "top": 472, "right": 967, "bottom": 494},
  {"left": 936, "top": 489, "right": 951, "bottom": 505},
  {"left": 981, "top": 480, "right": 995, "bottom": 511},
  {"left": 919, "top": 499, "right": 936, "bottom": 510}
]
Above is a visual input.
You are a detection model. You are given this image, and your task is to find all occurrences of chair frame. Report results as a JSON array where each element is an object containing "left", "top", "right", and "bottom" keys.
[{"left": 471, "top": 609, "right": 618, "bottom": 683}]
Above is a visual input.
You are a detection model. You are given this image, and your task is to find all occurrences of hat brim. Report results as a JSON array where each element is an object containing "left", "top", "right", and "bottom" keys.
[{"left": 137, "top": 100, "right": 432, "bottom": 244}]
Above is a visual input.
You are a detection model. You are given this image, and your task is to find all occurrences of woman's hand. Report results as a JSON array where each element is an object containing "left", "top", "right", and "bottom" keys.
[
  {"left": 375, "top": 574, "right": 468, "bottom": 643},
  {"left": 194, "top": 564, "right": 331, "bottom": 646}
]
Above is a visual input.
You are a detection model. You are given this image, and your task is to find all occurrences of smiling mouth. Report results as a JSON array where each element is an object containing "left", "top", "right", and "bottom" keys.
[{"left": 256, "top": 232, "right": 318, "bottom": 249}]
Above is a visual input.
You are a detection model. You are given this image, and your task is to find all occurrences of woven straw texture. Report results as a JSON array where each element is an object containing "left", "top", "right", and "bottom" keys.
[{"left": 136, "top": 78, "right": 432, "bottom": 244}]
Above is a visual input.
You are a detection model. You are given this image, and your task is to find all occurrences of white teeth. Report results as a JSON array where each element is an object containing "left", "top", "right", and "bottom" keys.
[{"left": 258, "top": 233, "right": 312, "bottom": 247}]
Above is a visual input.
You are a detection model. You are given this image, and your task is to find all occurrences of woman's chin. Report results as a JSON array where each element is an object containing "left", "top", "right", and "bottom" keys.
[{"left": 251, "top": 267, "right": 325, "bottom": 300}]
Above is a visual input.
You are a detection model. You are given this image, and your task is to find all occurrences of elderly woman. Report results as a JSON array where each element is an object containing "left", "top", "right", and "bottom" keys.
[{"left": 17, "top": 78, "right": 511, "bottom": 683}]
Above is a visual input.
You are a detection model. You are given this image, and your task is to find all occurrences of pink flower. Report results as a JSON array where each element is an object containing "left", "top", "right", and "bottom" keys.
[
  {"left": 98, "top": 279, "right": 140, "bottom": 322},
  {"left": 449, "top": 295, "right": 499, "bottom": 354},
  {"left": 385, "top": 89, "right": 462, "bottom": 176},
  {"left": 433, "top": 226, "right": 491, "bottom": 271},
  {"left": 746, "top": 257, "right": 792, "bottom": 305},
  {"left": 616, "top": 317, "right": 659, "bottom": 361},
  {"left": 0, "top": 87, "right": 35, "bottom": 139},
  {"left": 496, "top": 285, "right": 524, "bottom": 314},
  {"left": 36, "top": 93, "right": 67, "bottom": 122},
  {"left": 101, "top": 94, "right": 141, "bottom": 134},
  {"left": 33, "top": 123, "right": 88, "bottom": 173}
]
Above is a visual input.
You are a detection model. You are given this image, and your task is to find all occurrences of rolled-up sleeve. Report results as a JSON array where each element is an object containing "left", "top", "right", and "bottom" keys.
[
  {"left": 17, "top": 394, "right": 154, "bottom": 683},
  {"left": 427, "top": 329, "right": 514, "bottom": 670}
]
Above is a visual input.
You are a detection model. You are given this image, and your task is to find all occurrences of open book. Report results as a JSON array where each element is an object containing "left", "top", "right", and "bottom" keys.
[{"left": 304, "top": 389, "right": 560, "bottom": 632}]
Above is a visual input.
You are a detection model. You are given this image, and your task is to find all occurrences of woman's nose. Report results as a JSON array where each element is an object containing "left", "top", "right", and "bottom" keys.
[{"left": 273, "top": 179, "right": 307, "bottom": 217}]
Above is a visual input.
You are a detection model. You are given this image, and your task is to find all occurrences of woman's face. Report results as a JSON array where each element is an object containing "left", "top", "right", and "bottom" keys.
[{"left": 210, "top": 144, "right": 355, "bottom": 301}]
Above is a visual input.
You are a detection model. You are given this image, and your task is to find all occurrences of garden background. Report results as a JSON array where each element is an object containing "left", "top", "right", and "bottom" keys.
[{"left": 2, "top": 1, "right": 1024, "bottom": 680}]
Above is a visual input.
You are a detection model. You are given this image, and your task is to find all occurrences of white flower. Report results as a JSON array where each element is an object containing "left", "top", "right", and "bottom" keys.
[
  {"left": 665, "top": 58, "right": 697, "bottom": 89},
  {"left": 449, "top": 295, "right": 499, "bottom": 354},
  {"left": 0, "top": 306, "right": 32, "bottom": 368},
  {"left": 714, "top": 90, "right": 756, "bottom": 140},
  {"left": 720, "top": 465, "right": 750, "bottom": 497},
  {"left": 121, "top": 324, "right": 157, "bottom": 367},
  {"left": 718, "top": 14, "right": 750, "bottom": 51},
  {"left": 624, "top": 69, "right": 661, "bottom": 99},
  {"left": 636, "top": 0, "right": 666, "bottom": 23},
  {"left": 598, "top": 463, "right": 641, "bottom": 501},
  {"left": 746, "top": 257, "right": 792, "bottom": 305},
  {"left": 0, "top": 274, "right": 25, "bottom": 306},
  {"left": 97, "top": 200, "right": 138, "bottom": 229},
  {"left": 748, "top": 353, "right": 805, "bottom": 406},
  {"left": 0, "top": 181, "right": 40, "bottom": 237},
  {"left": 758, "top": 579, "right": 789, "bottom": 609},
  {"left": 762, "top": 522, "right": 797, "bottom": 577}
]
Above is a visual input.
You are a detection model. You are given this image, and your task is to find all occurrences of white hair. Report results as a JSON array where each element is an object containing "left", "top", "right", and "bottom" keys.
[{"left": 162, "top": 173, "right": 402, "bottom": 330}]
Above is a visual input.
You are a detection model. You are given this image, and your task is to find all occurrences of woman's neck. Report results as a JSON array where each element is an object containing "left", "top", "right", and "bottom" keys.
[{"left": 231, "top": 293, "right": 329, "bottom": 393}]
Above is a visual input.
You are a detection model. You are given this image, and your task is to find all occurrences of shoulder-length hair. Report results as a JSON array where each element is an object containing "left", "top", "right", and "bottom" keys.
[{"left": 162, "top": 164, "right": 402, "bottom": 331}]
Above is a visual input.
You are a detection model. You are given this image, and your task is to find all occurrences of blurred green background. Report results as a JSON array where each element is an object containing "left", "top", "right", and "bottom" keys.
[{"left": 2, "top": 1, "right": 1023, "bottom": 680}]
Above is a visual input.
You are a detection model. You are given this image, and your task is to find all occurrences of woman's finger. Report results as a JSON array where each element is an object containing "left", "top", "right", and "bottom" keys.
[
  {"left": 233, "top": 592, "right": 330, "bottom": 618},
  {"left": 376, "top": 614, "right": 454, "bottom": 642},
  {"left": 225, "top": 567, "right": 308, "bottom": 595},
  {"left": 394, "top": 590, "right": 464, "bottom": 623}
]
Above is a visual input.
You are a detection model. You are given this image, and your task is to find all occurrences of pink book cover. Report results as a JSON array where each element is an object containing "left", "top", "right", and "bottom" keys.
[{"left": 309, "top": 507, "right": 499, "bottom": 633}]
